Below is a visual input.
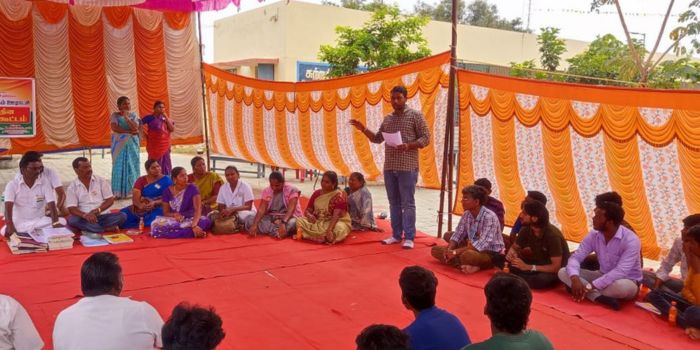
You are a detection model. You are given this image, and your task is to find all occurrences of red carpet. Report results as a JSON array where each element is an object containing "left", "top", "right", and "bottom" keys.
[{"left": 0, "top": 219, "right": 693, "bottom": 349}]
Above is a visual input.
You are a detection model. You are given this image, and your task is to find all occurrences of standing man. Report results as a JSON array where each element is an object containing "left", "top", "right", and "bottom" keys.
[
  {"left": 350, "top": 86, "right": 430, "bottom": 249},
  {"left": 142, "top": 100, "right": 175, "bottom": 175}
]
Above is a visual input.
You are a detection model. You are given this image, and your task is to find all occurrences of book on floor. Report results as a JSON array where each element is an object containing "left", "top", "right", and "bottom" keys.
[
  {"left": 6, "top": 232, "right": 48, "bottom": 255},
  {"left": 102, "top": 233, "right": 134, "bottom": 244},
  {"left": 635, "top": 301, "right": 661, "bottom": 315},
  {"left": 29, "top": 227, "right": 74, "bottom": 244},
  {"left": 79, "top": 235, "right": 110, "bottom": 247}
]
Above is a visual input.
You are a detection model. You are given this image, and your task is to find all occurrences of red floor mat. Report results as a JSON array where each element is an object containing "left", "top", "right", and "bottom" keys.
[{"left": 0, "top": 219, "right": 693, "bottom": 349}]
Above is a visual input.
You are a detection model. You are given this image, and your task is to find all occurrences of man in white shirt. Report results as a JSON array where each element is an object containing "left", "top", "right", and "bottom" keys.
[
  {"left": 2, "top": 152, "right": 66, "bottom": 238},
  {"left": 0, "top": 294, "right": 44, "bottom": 350},
  {"left": 210, "top": 166, "right": 256, "bottom": 233},
  {"left": 14, "top": 152, "right": 66, "bottom": 216},
  {"left": 642, "top": 214, "right": 700, "bottom": 294},
  {"left": 53, "top": 252, "right": 163, "bottom": 350},
  {"left": 65, "top": 157, "right": 126, "bottom": 233}
]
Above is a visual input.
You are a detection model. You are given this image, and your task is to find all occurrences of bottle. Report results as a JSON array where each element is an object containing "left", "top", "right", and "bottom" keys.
[
  {"left": 139, "top": 217, "right": 145, "bottom": 234},
  {"left": 638, "top": 284, "right": 650, "bottom": 301},
  {"left": 668, "top": 301, "right": 678, "bottom": 326}
]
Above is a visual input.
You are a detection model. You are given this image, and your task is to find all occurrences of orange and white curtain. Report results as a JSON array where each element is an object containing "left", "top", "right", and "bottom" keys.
[
  {"left": 0, "top": 0, "right": 203, "bottom": 153},
  {"left": 454, "top": 69, "right": 700, "bottom": 259},
  {"left": 203, "top": 52, "right": 451, "bottom": 189}
]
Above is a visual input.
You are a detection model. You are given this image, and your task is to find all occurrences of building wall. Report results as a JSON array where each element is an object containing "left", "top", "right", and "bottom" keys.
[{"left": 214, "top": 0, "right": 591, "bottom": 82}]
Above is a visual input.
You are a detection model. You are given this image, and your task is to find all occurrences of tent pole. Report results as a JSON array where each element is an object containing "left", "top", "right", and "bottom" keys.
[
  {"left": 437, "top": 0, "right": 458, "bottom": 238},
  {"left": 196, "top": 11, "right": 212, "bottom": 171}
]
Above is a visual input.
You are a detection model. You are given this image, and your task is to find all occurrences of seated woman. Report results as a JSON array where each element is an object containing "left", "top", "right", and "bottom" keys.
[
  {"left": 188, "top": 156, "right": 223, "bottom": 215},
  {"left": 296, "top": 171, "right": 352, "bottom": 244},
  {"left": 209, "top": 165, "right": 256, "bottom": 233},
  {"left": 245, "top": 171, "right": 301, "bottom": 239},
  {"left": 151, "top": 167, "right": 211, "bottom": 238},
  {"left": 346, "top": 172, "right": 381, "bottom": 231},
  {"left": 120, "top": 159, "right": 172, "bottom": 228}
]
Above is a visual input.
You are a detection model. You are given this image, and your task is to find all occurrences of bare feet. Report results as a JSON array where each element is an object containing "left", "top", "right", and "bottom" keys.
[
  {"left": 104, "top": 226, "right": 120, "bottom": 233},
  {"left": 460, "top": 265, "right": 480, "bottom": 274},
  {"left": 324, "top": 231, "right": 336, "bottom": 244}
]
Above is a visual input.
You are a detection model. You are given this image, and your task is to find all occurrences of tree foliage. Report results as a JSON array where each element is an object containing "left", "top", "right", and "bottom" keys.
[
  {"left": 318, "top": 6, "right": 431, "bottom": 78},
  {"left": 413, "top": 0, "right": 467, "bottom": 23},
  {"left": 566, "top": 34, "right": 643, "bottom": 84},
  {"left": 320, "top": 0, "right": 389, "bottom": 11},
  {"left": 465, "top": 0, "right": 527, "bottom": 32},
  {"left": 538, "top": 27, "right": 566, "bottom": 71}
]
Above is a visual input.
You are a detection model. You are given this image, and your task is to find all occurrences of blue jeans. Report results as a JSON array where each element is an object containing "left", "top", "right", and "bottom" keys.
[
  {"left": 68, "top": 212, "right": 127, "bottom": 233},
  {"left": 384, "top": 170, "right": 418, "bottom": 241}
]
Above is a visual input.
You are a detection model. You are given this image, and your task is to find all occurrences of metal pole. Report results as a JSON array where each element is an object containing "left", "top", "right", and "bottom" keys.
[
  {"left": 437, "top": 0, "right": 458, "bottom": 238},
  {"left": 196, "top": 11, "right": 212, "bottom": 171}
]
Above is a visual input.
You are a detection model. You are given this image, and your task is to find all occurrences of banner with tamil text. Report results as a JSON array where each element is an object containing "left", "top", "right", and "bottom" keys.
[{"left": 0, "top": 77, "right": 35, "bottom": 137}]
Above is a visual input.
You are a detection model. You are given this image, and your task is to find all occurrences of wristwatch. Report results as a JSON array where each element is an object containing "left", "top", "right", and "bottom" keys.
[{"left": 530, "top": 265, "right": 537, "bottom": 272}]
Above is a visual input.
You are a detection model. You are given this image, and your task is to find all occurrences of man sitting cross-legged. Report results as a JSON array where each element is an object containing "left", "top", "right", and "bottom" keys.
[
  {"left": 506, "top": 201, "right": 570, "bottom": 289},
  {"left": 642, "top": 214, "right": 700, "bottom": 294},
  {"left": 431, "top": 185, "right": 505, "bottom": 274},
  {"left": 66, "top": 157, "right": 126, "bottom": 234},
  {"left": 558, "top": 201, "right": 642, "bottom": 310},
  {"left": 646, "top": 224, "right": 700, "bottom": 341}
]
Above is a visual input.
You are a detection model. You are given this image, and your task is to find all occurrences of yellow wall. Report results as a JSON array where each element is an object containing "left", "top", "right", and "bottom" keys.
[{"left": 214, "top": 0, "right": 591, "bottom": 82}]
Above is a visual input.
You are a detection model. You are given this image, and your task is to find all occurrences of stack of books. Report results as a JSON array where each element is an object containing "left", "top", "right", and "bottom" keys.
[
  {"left": 29, "top": 227, "right": 75, "bottom": 251},
  {"left": 7, "top": 232, "right": 48, "bottom": 255}
]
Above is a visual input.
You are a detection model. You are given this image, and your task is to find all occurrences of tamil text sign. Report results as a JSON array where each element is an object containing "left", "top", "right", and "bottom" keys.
[{"left": 0, "top": 77, "right": 35, "bottom": 137}]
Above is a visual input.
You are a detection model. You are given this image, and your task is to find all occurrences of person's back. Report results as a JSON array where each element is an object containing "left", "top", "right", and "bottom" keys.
[
  {"left": 0, "top": 294, "right": 44, "bottom": 350},
  {"left": 405, "top": 306, "right": 470, "bottom": 350},
  {"left": 53, "top": 295, "right": 163, "bottom": 350},
  {"left": 464, "top": 329, "right": 552, "bottom": 350},
  {"left": 399, "top": 266, "right": 471, "bottom": 350},
  {"left": 53, "top": 252, "right": 163, "bottom": 350},
  {"left": 464, "top": 273, "right": 553, "bottom": 350}
]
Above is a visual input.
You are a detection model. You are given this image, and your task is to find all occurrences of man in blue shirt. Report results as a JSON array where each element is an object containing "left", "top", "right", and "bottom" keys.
[{"left": 400, "top": 266, "right": 471, "bottom": 350}]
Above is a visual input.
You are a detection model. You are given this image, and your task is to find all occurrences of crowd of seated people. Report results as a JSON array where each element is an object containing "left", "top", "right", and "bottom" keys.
[{"left": 3, "top": 149, "right": 700, "bottom": 347}]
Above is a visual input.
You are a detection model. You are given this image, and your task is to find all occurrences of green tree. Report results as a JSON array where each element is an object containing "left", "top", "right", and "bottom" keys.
[
  {"left": 566, "top": 34, "right": 644, "bottom": 84},
  {"left": 591, "top": 1, "right": 700, "bottom": 85},
  {"left": 321, "top": 0, "right": 390, "bottom": 11},
  {"left": 538, "top": 27, "right": 566, "bottom": 71},
  {"left": 318, "top": 6, "right": 431, "bottom": 77},
  {"left": 648, "top": 58, "right": 700, "bottom": 89},
  {"left": 413, "top": 0, "right": 466, "bottom": 23},
  {"left": 466, "top": 0, "right": 528, "bottom": 32}
]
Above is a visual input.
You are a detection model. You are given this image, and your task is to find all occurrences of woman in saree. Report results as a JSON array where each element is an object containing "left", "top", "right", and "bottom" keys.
[
  {"left": 245, "top": 171, "right": 301, "bottom": 239},
  {"left": 296, "top": 171, "right": 352, "bottom": 244},
  {"left": 142, "top": 100, "right": 174, "bottom": 175},
  {"left": 151, "top": 167, "right": 211, "bottom": 239},
  {"left": 110, "top": 96, "right": 140, "bottom": 199},
  {"left": 347, "top": 172, "right": 381, "bottom": 231},
  {"left": 120, "top": 159, "right": 173, "bottom": 228},
  {"left": 188, "top": 156, "right": 223, "bottom": 215}
]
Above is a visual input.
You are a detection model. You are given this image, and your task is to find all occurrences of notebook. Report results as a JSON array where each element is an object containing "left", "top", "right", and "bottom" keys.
[
  {"left": 635, "top": 301, "right": 661, "bottom": 315},
  {"left": 102, "top": 233, "right": 134, "bottom": 244},
  {"left": 80, "top": 235, "right": 110, "bottom": 247}
]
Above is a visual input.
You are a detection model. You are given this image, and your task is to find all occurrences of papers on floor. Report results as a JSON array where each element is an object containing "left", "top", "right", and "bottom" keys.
[
  {"left": 382, "top": 131, "right": 403, "bottom": 147},
  {"left": 635, "top": 301, "right": 661, "bottom": 315},
  {"left": 28, "top": 227, "right": 74, "bottom": 251},
  {"left": 7, "top": 232, "right": 48, "bottom": 255},
  {"left": 102, "top": 233, "right": 134, "bottom": 244},
  {"left": 80, "top": 235, "right": 109, "bottom": 247}
]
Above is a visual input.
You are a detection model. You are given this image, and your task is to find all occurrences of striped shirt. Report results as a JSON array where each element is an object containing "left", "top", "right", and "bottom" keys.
[
  {"left": 451, "top": 206, "right": 504, "bottom": 253},
  {"left": 370, "top": 107, "right": 430, "bottom": 172}
]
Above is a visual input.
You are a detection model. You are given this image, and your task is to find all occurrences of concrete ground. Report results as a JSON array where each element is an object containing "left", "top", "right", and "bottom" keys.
[{"left": 0, "top": 148, "right": 671, "bottom": 272}]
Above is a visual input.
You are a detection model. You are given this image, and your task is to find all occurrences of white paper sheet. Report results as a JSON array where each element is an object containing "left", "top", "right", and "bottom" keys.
[{"left": 382, "top": 131, "right": 403, "bottom": 147}]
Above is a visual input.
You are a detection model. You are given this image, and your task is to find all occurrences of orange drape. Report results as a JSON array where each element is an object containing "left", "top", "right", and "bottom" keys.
[
  {"left": 351, "top": 105, "right": 381, "bottom": 178},
  {"left": 102, "top": 6, "right": 132, "bottom": 28},
  {"left": 541, "top": 128, "right": 589, "bottom": 241},
  {"left": 252, "top": 107, "right": 276, "bottom": 166},
  {"left": 678, "top": 143, "right": 700, "bottom": 214},
  {"left": 603, "top": 136, "right": 660, "bottom": 258},
  {"left": 133, "top": 16, "right": 169, "bottom": 118},
  {"left": 322, "top": 108, "right": 351, "bottom": 175},
  {"left": 274, "top": 109, "right": 302, "bottom": 170},
  {"left": 68, "top": 10, "right": 110, "bottom": 145},
  {"left": 33, "top": 1, "right": 67, "bottom": 25},
  {"left": 491, "top": 117, "right": 526, "bottom": 226},
  {"left": 163, "top": 11, "right": 190, "bottom": 30}
]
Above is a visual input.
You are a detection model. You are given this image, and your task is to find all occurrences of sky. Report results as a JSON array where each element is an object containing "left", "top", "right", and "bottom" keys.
[{"left": 199, "top": 0, "right": 695, "bottom": 62}]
